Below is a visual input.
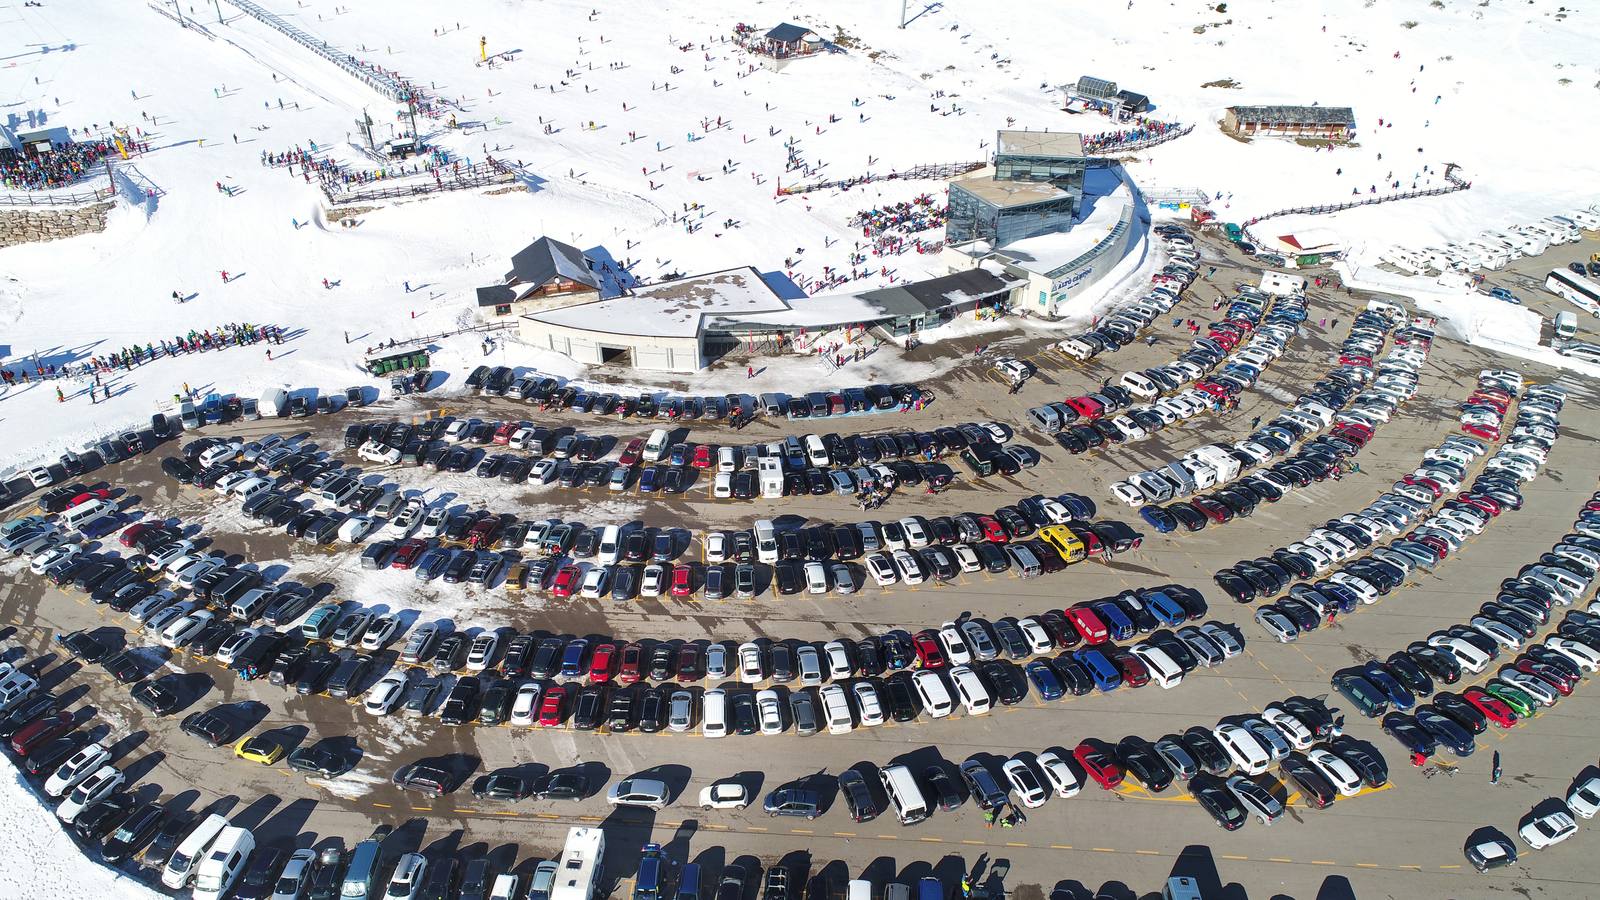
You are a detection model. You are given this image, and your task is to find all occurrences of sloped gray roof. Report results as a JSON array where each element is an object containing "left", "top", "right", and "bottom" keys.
[
  {"left": 1228, "top": 105, "right": 1355, "bottom": 126},
  {"left": 1075, "top": 76, "right": 1117, "bottom": 99},
  {"left": 765, "top": 23, "right": 812, "bottom": 43},
  {"left": 852, "top": 269, "right": 1019, "bottom": 318},
  {"left": 504, "top": 236, "right": 600, "bottom": 290}
]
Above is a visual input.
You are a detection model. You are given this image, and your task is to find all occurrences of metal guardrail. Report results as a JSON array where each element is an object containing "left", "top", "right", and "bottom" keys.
[
  {"left": 222, "top": 0, "right": 413, "bottom": 102},
  {"left": 777, "top": 160, "right": 985, "bottom": 196},
  {"left": 0, "top": 182, "right": 116, "bottom": 207},
  {"left": 1241, "top": 165, "right": 1470, "bottom": 244},
  {"left": 324, "top": 160, "right": 517, "bottom": 205}
]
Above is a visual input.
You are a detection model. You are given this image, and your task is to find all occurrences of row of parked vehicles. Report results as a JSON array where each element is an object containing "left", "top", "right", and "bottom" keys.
[
  {"left": 1030, "top": 692, "right": 1386, "bottom": 828},
  {"left": 1382, "top": 211, "right": 1593, "bottom": 274},
  {"left": 465, "top": 363, "right": 928, "bottom": 422},
  {"left": 1240, "top": 378, "right": 1560, "bottom": 628},
  {"left": 1331, "top": 484, "right": 1600, "bottom": 769},
  {"left": 1052, "top": 224, "right": 1202, "bottom": 363},
  {"left": 1114, "top": 303, "right": 1418, "bottom": 512},
  {"left": 1472, "top": 761, "right": 1600, "bottom": 870},
  {"left": 1243, "top": 425, "right": 1523, "bottom": 636}
]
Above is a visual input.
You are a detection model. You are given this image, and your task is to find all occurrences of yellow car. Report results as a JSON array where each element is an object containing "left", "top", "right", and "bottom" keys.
[
  {"left": 233, "top": 732, "right": 287, "bottom": 765},
  {"left": 1038, "top": 525, "right": 1087, "bottom": 564}
]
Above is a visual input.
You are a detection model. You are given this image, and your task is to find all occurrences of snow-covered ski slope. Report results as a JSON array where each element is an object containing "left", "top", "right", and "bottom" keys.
[{"left": 1, "top": 0, "right": 1598, "bottom": 468}]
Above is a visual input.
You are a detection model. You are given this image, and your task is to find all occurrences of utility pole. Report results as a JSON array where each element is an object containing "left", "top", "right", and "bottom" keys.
[
  {"left": 900, "top": 0, "right": 909, "bottom": 28},
  {"left": 212, "top": 0, "right": 223, "bottom": 24}
]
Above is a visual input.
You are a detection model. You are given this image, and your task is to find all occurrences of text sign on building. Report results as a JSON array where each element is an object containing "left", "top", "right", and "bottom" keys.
[{"left": 1051, "top": 267, "right": 1096, "bottom": 293}]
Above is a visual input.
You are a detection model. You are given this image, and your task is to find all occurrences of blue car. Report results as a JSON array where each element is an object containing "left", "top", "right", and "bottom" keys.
[
  {"left": 1139, "top": 506, "right": 1177, "bottom": 534},
  {"left": 1073, "top": 647, "right": 1122, "bottom": 692},
  {"left": 1362, "top": 661, "right": 1415, "bottom": 710},
  {"left": 1316, "top": 582, "right": 1362, "bottom": 614},
  {"left": 1025, "top": 660, "right": 1065, "bottom": 701},
  {"left": 1057, "top": 494, "right": 1097, "bottom": 520},
  {"left": 1090, "top": 601, "right": 1136, "bottom": 642},
  {"left": 1142, "top": 590, "right": 1187, "bottom": 627},
  {"left": 638, "top": 467, "right": 659, "bottom": 493},
  {"left": 1488, "top": 287, "right": 1521, "bottom": 305},
  {"left": 559, "top": 638, "right": 590, "bottom": 678}
]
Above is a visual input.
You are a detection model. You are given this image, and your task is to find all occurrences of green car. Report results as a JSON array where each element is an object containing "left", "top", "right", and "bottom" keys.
[
  {"left": 1485, "top": 681, "right": 1537, "bottom": 719},
  {"left": 1331, "top": 672, "right": 1389, "bottom": 718},
  {"left": 300, "top": 603, "right": 342, "bottom": 641}
]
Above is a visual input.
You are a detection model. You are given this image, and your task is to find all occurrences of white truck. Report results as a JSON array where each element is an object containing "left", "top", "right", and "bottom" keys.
[
  {"left": 758, "top": 457, "right": 784, "bottom": 500},
  {"left": 258, "top": 387, "right": 289, "bottom": 418}
]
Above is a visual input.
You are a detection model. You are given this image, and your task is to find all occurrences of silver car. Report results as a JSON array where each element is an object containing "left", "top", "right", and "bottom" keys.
[
  {"left": 607, "top": 777, "right": 670, "bottom": 810},
  {"left": 668, "top": 690, "right": 695, "bottom": 732}
]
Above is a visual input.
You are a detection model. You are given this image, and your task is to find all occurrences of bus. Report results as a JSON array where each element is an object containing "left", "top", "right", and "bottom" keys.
[{"left": 1547, "top": 270, "right": 1600, "bottom": 317}]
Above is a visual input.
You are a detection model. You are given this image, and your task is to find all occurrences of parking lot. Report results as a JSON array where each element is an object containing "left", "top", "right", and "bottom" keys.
[{"left": 8, "top": 230, "right": 1600, "bottom": 899}]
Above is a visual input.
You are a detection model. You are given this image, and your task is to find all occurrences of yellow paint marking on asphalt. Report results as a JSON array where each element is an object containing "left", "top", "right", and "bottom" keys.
[
  {"left": 1310, "top": 860, "right": 1336, "bottom": 866},
  {"left": 1268, "top": 858, "right": 1293, "bottom": 863},
  {"left": 833, "top": 832, "right": 856, "bottom": 837},
  {"left": 1219, "top": 855, "right": 1248, "bottom": 861},
  {"left": 1004, "top": 842, "right": 1029, "bottom": 849},
  {"left": 790, "top": 829, "right": 814, "bottom": 835},
  {"left": 956, "top": 839, "right": 982, "bottom": 845},
  {"left": 1355, "top": 864, "right": 1379, "bottom": 869},
  {"left": 1438, "top": 865, "right": 1461, "bottom": 870},
  {"left": 1049, "top": 844, "right": 1073, "bottom": 851},
  {"left": 747, "top": 826, "right": 768, "bottom": 833},
  {"left": 535, "top": 813, "right": 560, "bottom": 820},
  {"left": 370, "top": 802, "right": 391, "bottom": 809},
  {"left": 1092, "top": 848, "right": 1117, "bottom": 853},
  {"left": 1133, "top": 850, "right": 1159, "bottom": 856},
  {"left": 876, "top": 835, "right": 899, "bottom": 841}
]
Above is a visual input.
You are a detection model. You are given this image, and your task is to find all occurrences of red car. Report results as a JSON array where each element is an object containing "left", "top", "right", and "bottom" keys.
[
  {"left": 675, "top": 644, "right": 702, "bottom": 682},
  {"left": 976, "top": 516, "right": 1009, "bottom": 544},
  {"left": 1461, "top": 422, "right": 1500, "bottom": 441},
  {"left": 466, "top": 519, "right": 500, "bottom": 550},
  {"left": 1462, "top": 687, "right": 1518, "bottom": 728},
  {"left": 1073, "top": 740, "right": 1124, "bottom": 790},
  {"left": 589, "top": 643, "right": 618, "bottom": 683},
  {"left": 1458, "top": 494, "right": 1501, "bottom": 516},
  {"left": 10, "top": 710, "right": 73, "bottom": 756},
  {"left": 690, "top": 445, "right": 715, "bottom": 469},
  {"left": 538, "top": 685, "right": 567, "bottom": 726},
  {"left": 912, "top": 630, "right": 947, "bottom": 669},
  {"left": 1110, "top": 649, "right": 1150, "bottom": 688},
  {"left": 1408, "top": 533, "right": 1450, "bottom": 559},
  {"left": 1065, "top": 396, "right": 1104, "bottom": 421},
  {"left": 1064, "top": 524, "right": 1103, "bottom": 557},
  {"left": 68, "top": 488, "right": 112, "bottom": 508},
  {"left": 390, "top": 539, "right": 428, "bottom": 570},
  {"left": 1190, "top": 497, "right": 1233, "bottom": 524},
  {"left": 1399, "top": 475, "right": 1443, "bottom": 499},
  {"left": 1064, "top": 606, "right": 1109, "bottom": 644},
  {"left": 617, "top": 642, "right": 644, "bottom": 684},
  {"left": 670, "top": 564, "right": 694, "bottom": 597},
  {"left": 551, "top": 565, "right": 581, "bottom": 598},
  {"left": 390, "top": 538, "right": 428, "bottom": 566},
  {"left": 619, "top": 438, "right": 644, "bottom": 467},
  {"left": 119, "top": 522, "right": 160, "bottom": 548},
  {"left": 1516, "top": 659, "right": 1575, "bottom": 696}
]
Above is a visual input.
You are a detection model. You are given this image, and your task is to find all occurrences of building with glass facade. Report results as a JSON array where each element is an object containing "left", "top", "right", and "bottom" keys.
[{"left": 945, "top": 130, "right": 1087, "bottom": 247}]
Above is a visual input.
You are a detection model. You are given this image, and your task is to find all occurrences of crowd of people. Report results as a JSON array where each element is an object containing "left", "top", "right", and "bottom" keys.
[
  {"left": 0, "top": 138, "right": 115, "bottom": 191},
  {"left": 0, "top": 323, "right": 285, "bottom": 388},
  {"left": 1082, "top": 118, "right": 1186, "bottom": 154},
  {"left": 849, "top": 195, "right": 947, "bottom": 239},
  {"left": 259, "top": 143, "right": 495, "bottom": 195}
]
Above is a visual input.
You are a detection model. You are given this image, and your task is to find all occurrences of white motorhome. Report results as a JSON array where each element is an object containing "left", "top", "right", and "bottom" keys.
[
  {"left": 758, "top": 457, "right": 784, "bottom": 500},
  {"left": 550, "top": 828, "right": 606, "bottom": 900},
  {"left": 1464, "top": 241, "right": 1508, "bottom": 271},
  {"left": 1188, "top": 444, "right": 1241, "bottom": 483},
  {"left": 1380, "top": 247, "right": 1428, "bottom": 275}
]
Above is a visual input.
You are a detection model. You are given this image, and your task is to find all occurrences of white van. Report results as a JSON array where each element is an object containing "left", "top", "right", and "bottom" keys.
[
  {"left": 754, "top": 520, "right": 778, "bottom": 564},
  {"left": 701, "top": 688, "right": 728, "bottom": 738},
  {"left": 1555, "top": 311, "right": 1579, "bottom": 341},
  {"left": 848, "top": 881, "right": 873, "bottom": 900},
  {"left": 192, "top": 825, "right": 255, "bottom": 900},
  {"left": 1130, "top": 644, "right": 1184, "bottom": 689},
  {"left": 597, "top": 525, "right": 621, "bottom": 566},
  {"left": 911, "top": 670, "right": 954, "bottom": 718},
  {"left": 258, "top": 387, "right": 289, "bottom": 418},
  {"left": 1120, "top": 372, "right": 1160, "bottom": 399},
  {"left": 948, "top": 666, "right": 992, "bottom": 716},
  {"left": 162, "top": 813, "right": 230, "bottom": 889},
  {"left": 60, "top": 499, "right": 111, "bottom": 532},
  {"left": 643, "top": 429, "right": 670, "bottom": 463},
  {"left": 803, "top": 434, "right": 830, "bottom": 468},
  {"left": 229, "top": 588, "right": 273, "bottom": 622},
  {"left": 1213, "top": 724, "right": 1271, "bottom": 775},
  {"left": 879, "top": 764, "right": 930, "bottom": 825}
]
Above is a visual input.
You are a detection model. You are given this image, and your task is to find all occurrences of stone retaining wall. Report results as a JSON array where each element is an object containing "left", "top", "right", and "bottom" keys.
[{"left": 0, "top": 202, "right": 116, "bottom": 248}]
